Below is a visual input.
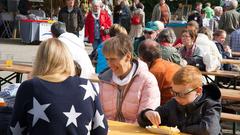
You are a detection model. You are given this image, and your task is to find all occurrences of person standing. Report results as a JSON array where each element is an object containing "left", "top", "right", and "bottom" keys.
[
  {"left": 85, "top": 0, "right": 112, "bottom": 50},
  {"left": 219, "top": 0, "right": 240, "bottom": 46},
  {"left": 58, "top": 0, "right": 84, "bottom": 37},
  {"left": 188, "top": 2, "right": 203, "bottom": 27},
  {"left": 202, "top": 2, "right": 214, "bottom": 19},
  {"left": 151, "top": 0, "right": 171, "bottom": 24}
]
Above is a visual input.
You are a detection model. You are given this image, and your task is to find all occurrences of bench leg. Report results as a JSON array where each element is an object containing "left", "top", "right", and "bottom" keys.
[{"left": 233, "top": 122, "right": 236, "bottom": 135}]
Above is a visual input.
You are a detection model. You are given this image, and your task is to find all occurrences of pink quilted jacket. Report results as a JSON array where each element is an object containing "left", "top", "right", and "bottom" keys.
[{"left": 99, "top": 59, "right": 160, "bottom": 123}]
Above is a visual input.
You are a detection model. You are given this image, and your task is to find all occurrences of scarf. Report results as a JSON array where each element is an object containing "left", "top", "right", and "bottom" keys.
[{"left": 112, "top": 63, "right": 137, "bottom": 86}]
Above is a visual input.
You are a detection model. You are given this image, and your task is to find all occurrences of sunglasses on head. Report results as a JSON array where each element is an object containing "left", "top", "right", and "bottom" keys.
[
  {"left": 170, "top": 87, "right": 198, "bottom": 98},
  {"left": 144, "top": 31, "right": 154, "bottom": 35}
]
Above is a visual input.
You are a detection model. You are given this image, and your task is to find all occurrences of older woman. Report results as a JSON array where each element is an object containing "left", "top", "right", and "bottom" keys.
[
  {"left": 99, "top": 34, "right": 160, "bottom": 123},
  {"left": 179, "top": 29, "right": 206, "bottom": 71},
  {"left": 10, "top": 38, "right": 108, "bottom": 134},
  {"left": 157, "top": 28, "right": 186, "bottom": 66}
]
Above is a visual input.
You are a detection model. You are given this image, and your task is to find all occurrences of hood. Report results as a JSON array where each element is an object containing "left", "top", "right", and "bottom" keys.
[
  {"left": 99, "top": 58, "right": 148, "bottom": 83},
  {"left": 202, "top": 83, "right": 221, "bottom": 101}
]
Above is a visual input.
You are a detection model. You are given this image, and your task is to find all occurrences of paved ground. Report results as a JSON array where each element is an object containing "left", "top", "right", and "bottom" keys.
[{"left": 0, "top": 38, "right": 93, "bottom": 83}]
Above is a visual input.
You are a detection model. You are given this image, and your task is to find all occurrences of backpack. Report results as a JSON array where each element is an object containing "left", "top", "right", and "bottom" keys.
[{"left": 131, "top": 14, "right": 141, "bottom": 25}]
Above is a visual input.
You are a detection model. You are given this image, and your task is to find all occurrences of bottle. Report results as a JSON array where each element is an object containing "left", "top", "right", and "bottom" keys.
[{"left": 0, "top": 98, "right": 6, "bottom": 106}]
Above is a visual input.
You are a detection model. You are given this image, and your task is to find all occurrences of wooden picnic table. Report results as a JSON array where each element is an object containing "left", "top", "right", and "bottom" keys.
[
  {"left": 108, "top": 120, "right": 189, "bottom": 135},
  {"left": 221, "top": 59, "right": 240, "bottom": 65},
  {"left": 220, "top": 88, "right": 240, "bottom": 101},
  {"left": 232, "top": 52, "right": 240, "bottom": 57},
  {"left": 0, "top": 63, "right": 32, "bottom": 90},
  {"left": 201, "top": 70, "right": 240, "bottom": 89}
]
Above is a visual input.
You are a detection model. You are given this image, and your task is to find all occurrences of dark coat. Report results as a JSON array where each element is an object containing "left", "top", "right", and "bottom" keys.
[
  {"left": 58, "top": 7, "right": 84, "bottom": 36},
  {"left": 138, "top": 83, "right": 222, "bottom": 135}
]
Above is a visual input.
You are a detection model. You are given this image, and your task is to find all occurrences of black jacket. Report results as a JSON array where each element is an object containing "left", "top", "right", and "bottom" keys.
[
  {"left": 58, "top": 7, "right": 84, "bottom": 36},
  {"left": 138, "top": 83, "right": 222, "bottom": 135}
]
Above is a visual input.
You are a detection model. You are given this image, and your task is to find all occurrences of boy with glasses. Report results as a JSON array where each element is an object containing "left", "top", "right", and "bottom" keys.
[{"left": 138, "top": 65, "right": 222, "bottom": 134}]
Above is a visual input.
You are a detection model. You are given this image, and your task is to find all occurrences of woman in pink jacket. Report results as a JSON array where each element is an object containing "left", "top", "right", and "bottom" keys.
[{"left": 99, "top": 34, "right": 160, "bottom": 124}]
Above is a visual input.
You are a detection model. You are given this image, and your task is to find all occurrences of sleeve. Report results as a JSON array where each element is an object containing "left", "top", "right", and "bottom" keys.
[
  {"left": 181, "top": 100, "right": 222, "bottom": 135},
  {"left": 58, "top": 10, "right": 63, "bottom": 22},
  {"left": 102, "top": 12, "right": 112, "bottom": 30},
  {"left": 84, "top": 14, "right": 90, "bottom": 39},
  {"left": 10, "top": 81, "right": 34, "bottom": 134},
  {"left": 77, "top": 9, "right": 85, "bottom": 31},
  {"left": 218, "top": 13, "right": 225, "bottom": 29},
  {"left": 138, "top": 103, "right": 170, "bottom": 127},
  {"left": 151, "top": 5, "right": 158, "bottom": 21},
  {"left": 137, "top": 74, "right": 160, "bottom": 115},
  {"left": 91, "top": 82, "right": 108, "bottom": 135}
]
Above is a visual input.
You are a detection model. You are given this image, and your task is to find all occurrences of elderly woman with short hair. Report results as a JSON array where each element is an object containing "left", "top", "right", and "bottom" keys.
[{"left": 99, "top": 34, "right": 160, "bottom": 123}]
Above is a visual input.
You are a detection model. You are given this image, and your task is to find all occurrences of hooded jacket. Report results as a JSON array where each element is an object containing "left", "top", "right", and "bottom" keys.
[
  {"left": 99, "top": 59, "right": 160, "bottom": 123},
  {"left": 138, "top": 83, "right": 222, "bottom": 135}
]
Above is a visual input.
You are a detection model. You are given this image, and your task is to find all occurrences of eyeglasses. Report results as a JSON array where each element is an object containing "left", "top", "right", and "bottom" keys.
[
  {"left": 170, "top": 87, "right": 198, "bottom": 97},
  {"left": 181, "top": 35, "right": 191, "bottom": 38},
  {"left": 144, "top": 31, "right": 154, "bottom": 35}
]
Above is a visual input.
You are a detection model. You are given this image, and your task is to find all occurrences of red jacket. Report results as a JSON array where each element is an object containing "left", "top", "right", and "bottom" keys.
[{"left": 85, "top": 10, "right": 112, "bottom": 44}]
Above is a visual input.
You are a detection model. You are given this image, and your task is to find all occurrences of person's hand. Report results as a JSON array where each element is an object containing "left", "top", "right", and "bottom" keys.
[
  {"left": 145, "top": 110, "right": 161, "bottom": 127},
  {"left": 100, "top": 26, "right": 105, "bottom": 30}
]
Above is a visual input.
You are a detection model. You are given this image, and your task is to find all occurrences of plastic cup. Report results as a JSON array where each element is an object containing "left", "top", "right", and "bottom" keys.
[{"left": 4, "top": 54, "right": 13, "bottom": 67}]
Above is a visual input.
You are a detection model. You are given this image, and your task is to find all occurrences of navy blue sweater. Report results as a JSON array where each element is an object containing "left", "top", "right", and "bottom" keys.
[{"left": 10, "top": 76, "right": 108, "bottom": 135}]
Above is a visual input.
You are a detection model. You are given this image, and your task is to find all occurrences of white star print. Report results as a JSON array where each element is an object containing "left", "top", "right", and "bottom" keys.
[
  {"left": 28, "top": 97, "right": 50, "bottom": 127},
  {"left": 80, "top": 80, "right": 97, "bottom": 101},
  {"left": 63, "top": 105, "right": 82, "bottom": 127},
  {"left": 93, "top": 110, "right": 105, "bottom": 129},
  {"left": 10, "top": 122, "right": 25, "bottom": 135},
  {"left": 85, "top": 121, "right": 92, "bottom": 135}
]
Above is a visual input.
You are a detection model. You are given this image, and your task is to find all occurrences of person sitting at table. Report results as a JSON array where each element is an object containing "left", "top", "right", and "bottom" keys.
[
  {"left": 156, "top": 28, "right": 187, "bottom": 66},
  {"left": 99, "top": 34, "right": 160, "bottom": 123},
  {"left": 138, "top": 65, "right": 222, "bottom": 135},
  {"left": 195, "top": 27, "right": 222, "bottom": 72},
  {"left": 10, "top": 38, "right": 108, "bottom": 134},
  {"left": 213, "top": 29, "right": 232, "bottom": 71},
  {"left": 58, "top": 0, "right": 84, "bottom": 37},
  {"left": 51, "top": 21, "right": 95, "bottom": 79},
  {"left": 179, "top": 29, "right": 206, "bottom": 71},
  {"left": 138, "top": 39, "right": 180, "bottom": 105}
]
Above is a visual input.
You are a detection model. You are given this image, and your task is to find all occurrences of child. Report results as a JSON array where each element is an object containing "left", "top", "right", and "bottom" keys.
[{"left": 138, "top": 65, "right": 222, "bottom": 135}]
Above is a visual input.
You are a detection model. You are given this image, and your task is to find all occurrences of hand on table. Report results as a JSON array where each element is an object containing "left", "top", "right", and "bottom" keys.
[{"left": 145, "top": 110, "right": 161, "bottom": 127}]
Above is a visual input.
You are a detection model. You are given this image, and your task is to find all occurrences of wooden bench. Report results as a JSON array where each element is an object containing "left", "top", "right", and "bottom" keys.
[
  {"left": 221, "top": 112, "right": 240, "bottom": 122},
  {"left": 220, "top": 88, "right": 240, "bottom": 134}
]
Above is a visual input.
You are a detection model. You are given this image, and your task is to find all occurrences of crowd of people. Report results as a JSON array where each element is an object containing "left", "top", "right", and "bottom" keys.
[{"left": 1, "top": 0, "right": 240, "bottom": 134}]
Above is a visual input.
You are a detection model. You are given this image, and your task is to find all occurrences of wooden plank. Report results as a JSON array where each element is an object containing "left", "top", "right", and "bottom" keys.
[
  {"left": 0, "top": 64, "right": 32, "bottom": 74},
  {"left": 108, "top": 120, "right": 189, "bottom": 135},
  {"left": 221, "top": 112, "right": 240, "bottom": 122},
  {"left": 220, "top": 89, "right": 240, "bottom": 101},
  {"left": 232, "top": 52, "right": 240, "bottom": 57},
  {"left": 221, "top": 59, "right": 240, "bottom": 65},
  {"left": 201, "top": 70, "right": 240, "bottom": 78}
]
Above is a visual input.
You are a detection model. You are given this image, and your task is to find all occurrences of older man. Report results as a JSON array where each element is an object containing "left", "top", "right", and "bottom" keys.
[{"left": 151, "top": 0, "right": 171, "bottom": 24}]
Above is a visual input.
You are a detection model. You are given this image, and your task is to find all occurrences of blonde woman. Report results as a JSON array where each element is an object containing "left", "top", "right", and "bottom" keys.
[{"left": 10, "top": 38, "right": 108, "bottom": 135}]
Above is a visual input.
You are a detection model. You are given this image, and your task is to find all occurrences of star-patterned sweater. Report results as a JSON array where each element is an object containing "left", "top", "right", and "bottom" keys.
[{"left": 10, "top": 76, "right": 108, "bottom": 135}]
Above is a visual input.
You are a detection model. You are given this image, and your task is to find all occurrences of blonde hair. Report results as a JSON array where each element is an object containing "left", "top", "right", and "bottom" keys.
[
  {"left": 102, "top": 34, "right": 133, "bottom": 59},
  {"left": 172, "top": 66, "right": 202, "bottom": 88},
  {"left": 109, "top": 24, "right": 128, "bottom": 37},
  {"left": 32, "top": 38, "right": 75, "bottom": 77}
]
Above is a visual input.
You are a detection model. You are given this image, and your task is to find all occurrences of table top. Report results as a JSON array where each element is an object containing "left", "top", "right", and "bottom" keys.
[
  {"left": 0, "top": 64, "right": 32, "bottom": 74},
  {"left": 220, "top": 88, "right": 240, "bottom": 101},
  {"left": 201, "top": 70, "right": 240, "bottom": 78},
  {"left": 108, "top": 120, "right": 189, "bottom": 135},
  {"left": 221, "top": 59, "right": 240, "bottom": 65},
  {"left": 232, "top": 52, "right": 240, "bottom": 57}
]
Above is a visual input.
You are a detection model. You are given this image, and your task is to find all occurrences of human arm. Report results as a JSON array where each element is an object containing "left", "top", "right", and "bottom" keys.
[
  {"left": 137, "top": 74, "right": 160, "bottom": 115},
  {"left": 77, "top": 8, "right": 85, "bottom": 31},
  {"left": 10, "top": 80, "right": 34, "bottom": 134}
]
